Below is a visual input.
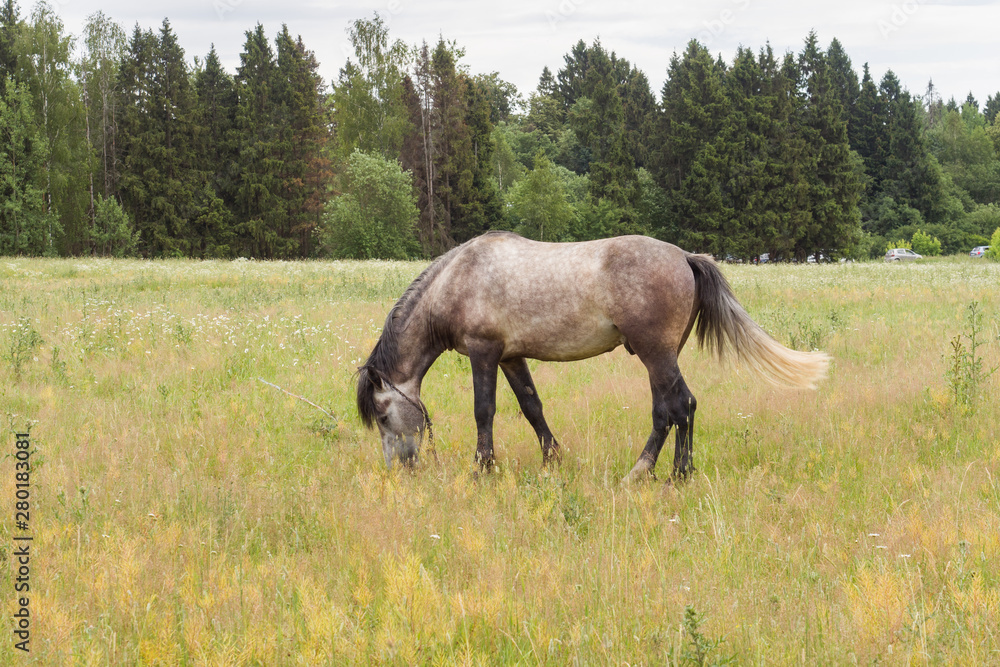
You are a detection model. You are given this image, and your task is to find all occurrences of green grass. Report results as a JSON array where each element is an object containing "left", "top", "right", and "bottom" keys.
[{"left": 1, "top": 255, "right": 999, "bottom": 664}]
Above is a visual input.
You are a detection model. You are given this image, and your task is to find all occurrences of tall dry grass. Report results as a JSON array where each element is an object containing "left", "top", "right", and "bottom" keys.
[{"left": 1, "top": 255, "right": 998, "bottom": 664}]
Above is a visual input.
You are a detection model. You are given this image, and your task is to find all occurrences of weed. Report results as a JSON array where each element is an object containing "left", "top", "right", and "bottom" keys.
[
  {"left": 668, "top": 606, "right": 734, "bottom": 666},
  {"left": 5, "top": 316, "right": 43, "bottom": 381},
  {"left": 174, "top": 320, "right": 193, "bottom": 345},
  {"left": 945, "top": 301, "right": 995, "bottom": 411},
  {"left": 49, "top": 345, "right": 69, "bottom": 384}
]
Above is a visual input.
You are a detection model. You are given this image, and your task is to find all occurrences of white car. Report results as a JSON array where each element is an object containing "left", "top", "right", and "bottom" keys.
[
  {"left": 970, "top": 246, "right": 990, "bottom": 258},
  {"left": 884, "top": 248, "right": 922, "bottom": 262}
]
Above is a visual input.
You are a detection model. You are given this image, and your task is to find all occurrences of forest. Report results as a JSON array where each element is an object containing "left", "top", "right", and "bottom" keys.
[{"left": 2, "top": 1, "right": 1000, "bottom": 260}]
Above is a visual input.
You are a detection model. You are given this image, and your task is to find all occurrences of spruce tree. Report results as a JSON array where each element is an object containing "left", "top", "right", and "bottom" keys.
[
  {"left": 621, "top": 67, "right": 657, "bottom": 170},
  {"left": 880, "top": 71, "right": 948, "bottom": 225},
  {"left": 985, "top": 93, "right": 1000, "bottom": 124},
  {"left": 0, "top": 0, "right": 18, "bottom": 93},
  {"left": 653, "top": 40, "right": 729, "bottom": 252},
  {"left": 717, "top": 46, "right": 771, "bottom": 258},
  {"left": 233, "top": 23, "right": 284, "bottom": 258},
  {"left": 274, "top": 26, "right": 332, "bottom": 257},
  {"left": 654, "top": 40, "right": 728, "bottom": 192},
  {"left": 0, "top": 79, "right": 52, "bottom": 254},
  {"left": 457, "top": 75, "right": 502, "bottom": 241},
  {"left": 117, "top": 20, "right": 202, "bottom": 257},
  {"left": 555, "top": 39, "right": 591, "bottom": 111},
  {"left": 825, "top": 38, "right": 859, "bottom": 124},
  {"left": 115, "top": 25, "right": 157, "bottom": 251},
  {"left": 571, "top": 42, "right": 639, "bottom": 214},
  {"left": 795, "top": 31, "right": 863, "bottom": 259},
  {"left": 192, "top": 45, "right": 237, "bottom": 257},
  {"left": 850, "top": 64, "right": 887, "bottom": 190}
]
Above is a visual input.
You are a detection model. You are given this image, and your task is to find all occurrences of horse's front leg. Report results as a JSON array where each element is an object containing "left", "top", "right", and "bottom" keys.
[{"left": 468, "top": 341, "right": 503, "bottom": 471}]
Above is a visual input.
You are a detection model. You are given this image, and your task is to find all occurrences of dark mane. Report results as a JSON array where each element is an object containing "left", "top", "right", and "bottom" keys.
[{"left": 356, "top": 241, "right": 474, "bottom": 428}]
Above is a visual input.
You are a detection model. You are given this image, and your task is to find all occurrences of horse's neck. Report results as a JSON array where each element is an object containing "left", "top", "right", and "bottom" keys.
[{"left": 391, "top": 310, "right": 443, "bottom": 393}]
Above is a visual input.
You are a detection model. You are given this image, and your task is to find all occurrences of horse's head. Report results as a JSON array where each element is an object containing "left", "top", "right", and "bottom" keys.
[{"left": 357, "top": 367, "right": 427, "bottom": 468}]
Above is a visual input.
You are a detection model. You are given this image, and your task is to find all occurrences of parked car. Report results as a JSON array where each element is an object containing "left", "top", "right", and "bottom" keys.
[
  {"left": 884, "top": 248, "right": 922, "bottom": 262},
  {"left": 970, "top": 245, "right": 990, "bottom": 258}
]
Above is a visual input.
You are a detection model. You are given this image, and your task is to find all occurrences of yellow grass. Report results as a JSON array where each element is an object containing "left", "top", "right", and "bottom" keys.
[{"left": 1, "top": 255, "right": 999, "bottom": 664}]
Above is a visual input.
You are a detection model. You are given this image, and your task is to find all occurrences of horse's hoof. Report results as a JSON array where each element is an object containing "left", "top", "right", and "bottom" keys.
[
  {"left": 622, "top": 459, "right": 656, "bottom": 485},
  {"left": 665, "top": 467, "right": 696, "bottom": 486}
]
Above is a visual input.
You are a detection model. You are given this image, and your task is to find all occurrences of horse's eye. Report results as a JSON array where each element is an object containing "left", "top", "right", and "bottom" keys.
[{"left": 378, "top": 415, "right": 389, "bottom": 425}]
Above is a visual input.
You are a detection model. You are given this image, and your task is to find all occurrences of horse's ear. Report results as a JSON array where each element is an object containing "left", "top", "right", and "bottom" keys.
[{"left": 364, "top": 367, "right": 385, "bottom": 391}]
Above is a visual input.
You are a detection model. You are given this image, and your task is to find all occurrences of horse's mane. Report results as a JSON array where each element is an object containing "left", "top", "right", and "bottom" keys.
[{"left": 355, "top": 239, "right": 483, "bottom": 428}]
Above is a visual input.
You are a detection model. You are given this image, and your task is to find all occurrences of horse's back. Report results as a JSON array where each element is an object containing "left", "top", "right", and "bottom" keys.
[{"left": 426, "top": 233, "right": 698, "bottom": 362}]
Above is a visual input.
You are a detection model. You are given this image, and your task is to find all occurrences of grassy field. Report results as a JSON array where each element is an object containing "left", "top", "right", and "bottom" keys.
[{"left": 1, "top": 254, "right": 999, "bottom": 665}]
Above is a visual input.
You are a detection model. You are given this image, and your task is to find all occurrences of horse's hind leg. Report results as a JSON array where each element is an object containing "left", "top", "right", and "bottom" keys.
[
  {"left": 500, "top": 358, "right": 560, "bottom": 464},
  {"left": 624, "top": 354, "right": 697, "bottom": 483}
]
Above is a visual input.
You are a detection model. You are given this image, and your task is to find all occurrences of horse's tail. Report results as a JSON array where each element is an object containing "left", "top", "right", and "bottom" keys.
[{"left": 686, "top": 253, "right": 829, "bottom": 389}]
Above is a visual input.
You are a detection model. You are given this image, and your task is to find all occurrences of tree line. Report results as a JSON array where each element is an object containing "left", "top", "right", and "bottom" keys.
[{"left": 2, "top": 2, "right": 999, "bottom": 260}]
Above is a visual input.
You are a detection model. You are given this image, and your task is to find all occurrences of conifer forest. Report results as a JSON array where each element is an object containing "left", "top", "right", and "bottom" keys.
[{"left": 2, "top": 3, "right": 999, "bottom": 261}]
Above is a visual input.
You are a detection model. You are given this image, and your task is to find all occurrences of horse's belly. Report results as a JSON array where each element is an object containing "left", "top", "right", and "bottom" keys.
[{"left": 501, "top": 315, "right": 624, "bottom": 362}]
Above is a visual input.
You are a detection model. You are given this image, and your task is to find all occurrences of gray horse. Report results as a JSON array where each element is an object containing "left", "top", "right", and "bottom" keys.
[{"left": 356, "top": 231, "right": 828, "bottom": 481}]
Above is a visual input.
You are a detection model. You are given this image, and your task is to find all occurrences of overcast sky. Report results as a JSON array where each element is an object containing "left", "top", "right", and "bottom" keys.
[{"left": 47, "top": 0, "right": 1000, "bottom": 109}]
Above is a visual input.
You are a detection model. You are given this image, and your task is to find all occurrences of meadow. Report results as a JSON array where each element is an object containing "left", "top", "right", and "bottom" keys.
[{"left": 1, "top": 254, "right": 999, "bottom": 665}]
